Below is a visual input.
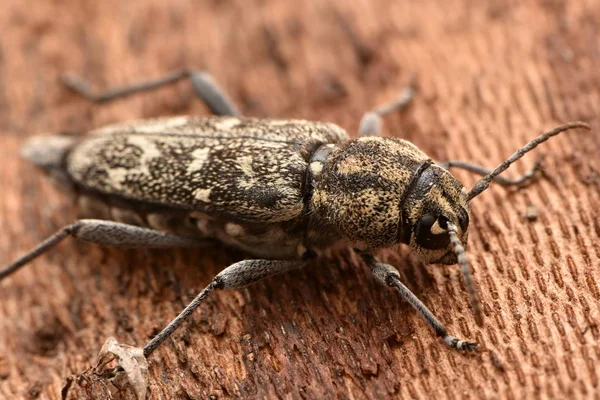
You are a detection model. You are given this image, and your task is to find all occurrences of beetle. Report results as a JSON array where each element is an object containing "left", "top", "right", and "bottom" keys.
[{"left": 0, "top": 70, "right": 590, "bottom": 360}]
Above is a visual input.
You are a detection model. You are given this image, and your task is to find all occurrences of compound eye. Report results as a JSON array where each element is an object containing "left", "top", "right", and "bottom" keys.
[{"left": 415, "top": 215, "right": 450, "bottom": 250}]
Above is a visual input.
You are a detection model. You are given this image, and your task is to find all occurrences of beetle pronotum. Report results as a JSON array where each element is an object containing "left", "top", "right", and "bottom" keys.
[{"left": 0, "top": 70, "right": 591, "bottom": 360}]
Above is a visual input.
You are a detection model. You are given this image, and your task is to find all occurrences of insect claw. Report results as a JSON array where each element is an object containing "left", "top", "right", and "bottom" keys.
[{"left": 443, "top": 336, "right": 480, "bottom": 352}]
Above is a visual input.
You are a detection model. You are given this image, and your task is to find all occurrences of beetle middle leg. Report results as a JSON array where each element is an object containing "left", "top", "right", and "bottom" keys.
[
  {"left": 358, "top": 85, "right": 415, "bottom": 137},
  {"left": 61, "top": 69, "right": 240, "bottom": 116},
  {"left": 439, "top": 156, "right": 544, "bottom": 187},
  {"left": 0, "top": 219, "right": 207, "bottom": 281},
  {"left": 143, "top": 259, "right": 303, "bottom": 356}
]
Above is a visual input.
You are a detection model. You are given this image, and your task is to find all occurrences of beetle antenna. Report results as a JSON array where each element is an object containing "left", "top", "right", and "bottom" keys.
[
  {"left": 448, "top": 223, "right": 484, "bottom": 327},
  {"left": 466, "top": 122, "right": 591, "bottom": 201}
]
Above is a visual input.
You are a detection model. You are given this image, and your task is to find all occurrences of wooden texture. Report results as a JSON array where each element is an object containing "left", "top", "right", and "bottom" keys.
[{"left": 1, "top": 1, "right": 599, "bottom": 399}]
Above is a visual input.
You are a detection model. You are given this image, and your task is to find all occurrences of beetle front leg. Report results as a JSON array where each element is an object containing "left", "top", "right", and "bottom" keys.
[
  {"left": 358, "top": 85, "right": 415, "bottom": 136},
  {"left": 438, "top": 156, "right": 544, "bottom": 187},
  {"left": 61, "top": 69, "right": 240, "bottom": 116},
  {"left": 0, "top": 219, "right": 206, "bottom": 281},
  {"left": 143, "top": 259, "right": 303, "bottom": 356},
  {"left": 365, "top": 255, "right": 478, "bottom": 351}
]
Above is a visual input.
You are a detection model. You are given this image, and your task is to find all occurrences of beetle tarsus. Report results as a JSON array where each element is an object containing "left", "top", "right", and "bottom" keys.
[{"left": 443, "top": 336, "right": 479, "bottom": 351}]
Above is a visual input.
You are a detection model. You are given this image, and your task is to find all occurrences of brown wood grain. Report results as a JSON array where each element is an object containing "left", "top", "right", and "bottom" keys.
[{"left": 1, "top": 1, "right": 599, "bottom": 399}]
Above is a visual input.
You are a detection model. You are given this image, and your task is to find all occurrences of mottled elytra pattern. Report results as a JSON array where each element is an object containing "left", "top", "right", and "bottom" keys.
[
  {"left": 68, "top": 116, "right": 348, "bottom": 222},
  {"left": 1, "top": 1, "right": 600, "bottom": 400}
]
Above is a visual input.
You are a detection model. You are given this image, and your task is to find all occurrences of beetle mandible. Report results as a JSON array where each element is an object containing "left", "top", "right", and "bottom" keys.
[{"left": 0, "top": 70, "right": 590, "bottom": 358}]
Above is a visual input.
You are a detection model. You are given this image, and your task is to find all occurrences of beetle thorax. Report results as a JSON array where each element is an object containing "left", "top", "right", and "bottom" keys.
[{"left": 310, "top": 136, "right": 430, "bottom": 250}]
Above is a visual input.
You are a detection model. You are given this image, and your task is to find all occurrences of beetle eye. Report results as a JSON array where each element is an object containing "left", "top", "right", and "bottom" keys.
[{"left": 415, "top": 215, "right": 450, "bottom": 250}]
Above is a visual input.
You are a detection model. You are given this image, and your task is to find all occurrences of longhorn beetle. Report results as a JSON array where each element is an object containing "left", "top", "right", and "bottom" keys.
[{"left": 0, "top": 70, "right": 591, "bottom": 359}]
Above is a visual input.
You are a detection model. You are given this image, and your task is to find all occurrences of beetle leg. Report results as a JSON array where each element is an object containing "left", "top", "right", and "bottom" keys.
[
  {"left": 358, "top": 85, "right": 415, "bottom": 137},
  {"left": 61, "top": 69, "right": 240, "bottom": 116},
  {"left": 365, "top": 255, "right": 479, "bottom": 351},
  {"left": 143, "top": 259, "right": 303, "bottom": 356},
  {"left": 0, "top": 220, "right": 207, "bottom": 281},
  {"left": 438, "top": 155, "right": 544, "bottom": 187}
]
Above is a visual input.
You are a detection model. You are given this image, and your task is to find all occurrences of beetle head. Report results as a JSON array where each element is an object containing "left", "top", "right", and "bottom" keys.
[{"left": 399, "top": 164, "right": 470, "bottom": 265}]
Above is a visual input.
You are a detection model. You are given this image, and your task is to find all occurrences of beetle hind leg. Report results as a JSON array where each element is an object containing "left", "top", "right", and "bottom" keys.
[
  {"left": 0, "top": 219, "right": 207, "bottom": 281},
  {"left": 358, "top": 85, "right": 415, "bottom": 136},
  {"left": 61, "top": 69, "right": 240, "bottom": 116}
]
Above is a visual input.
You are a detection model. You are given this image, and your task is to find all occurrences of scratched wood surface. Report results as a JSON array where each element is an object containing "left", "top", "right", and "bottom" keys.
[{"left": 1, "top": 1, "right": 599, "bottom": 399}]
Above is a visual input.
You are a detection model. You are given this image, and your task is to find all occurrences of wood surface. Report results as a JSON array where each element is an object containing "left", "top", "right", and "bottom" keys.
[{"left": 0, "top": 0, "right": 599, "bottom": 399}]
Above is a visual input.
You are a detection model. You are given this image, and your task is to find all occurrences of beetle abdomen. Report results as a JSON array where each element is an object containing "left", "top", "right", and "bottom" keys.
[
  {"left": 21, "top": 135, "right": 77, "bottom": 188},
  {"left": 74, "top": 194, "right": 305, "bottom": 259}
]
